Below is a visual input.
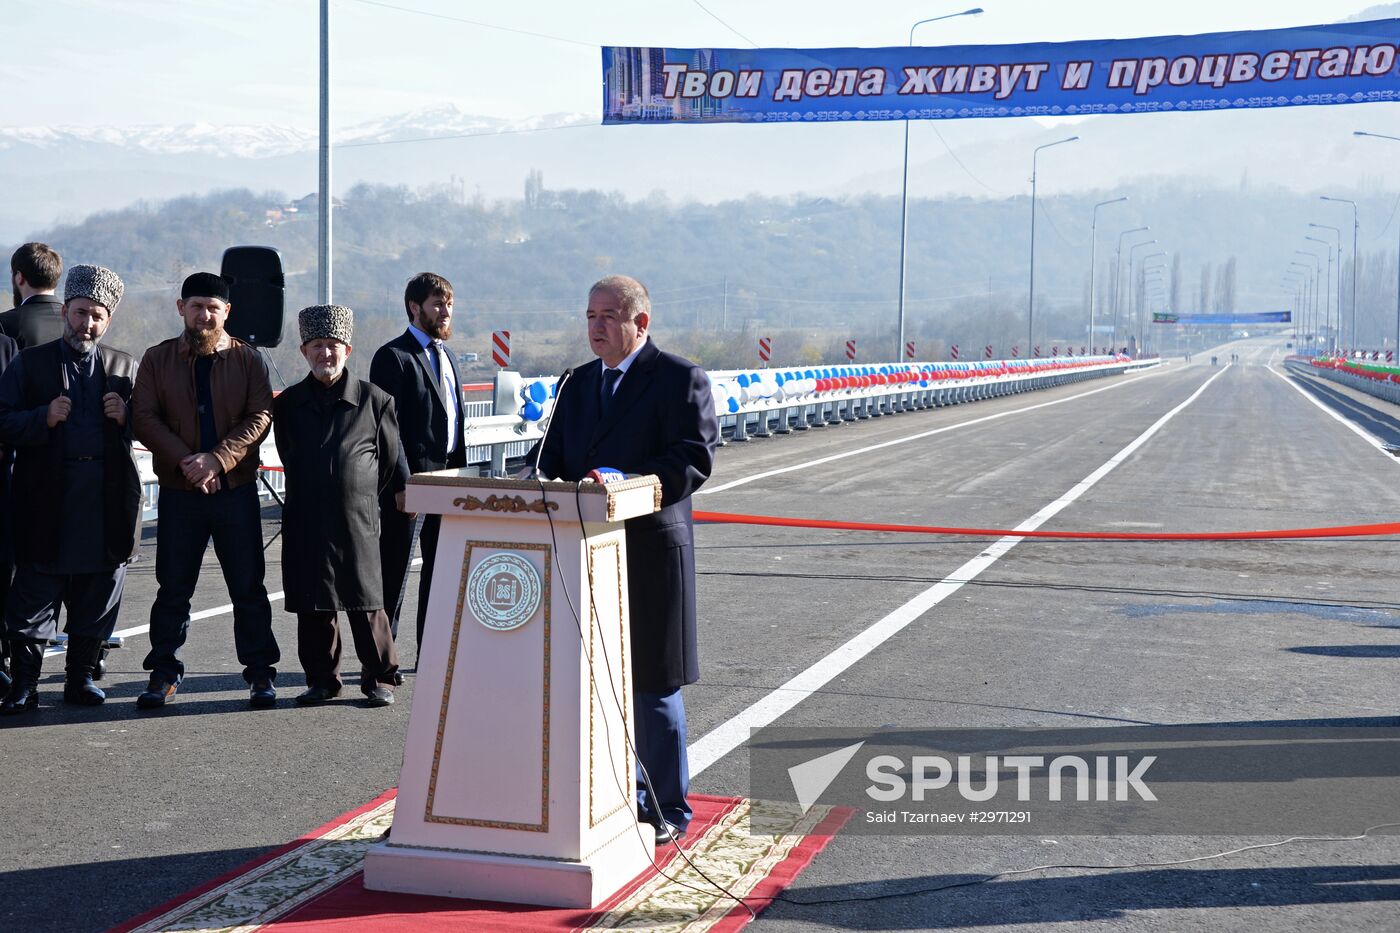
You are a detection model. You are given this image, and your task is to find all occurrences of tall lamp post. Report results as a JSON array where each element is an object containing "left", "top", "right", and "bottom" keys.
[
  {"left": 1281, "top": 278, "right": 1303, "bottom": 346},
  {"left": 1126, "top": 241, "right": 1158, "bottom": 353},
  {"left": 318, "top": 0, "right": 331, "bottom": 303},
  {"left": 1088, "top": 197, "right": 1128, "bottom": 356},
  {"left": 1027, "top": 135, "right": 1079, "bottom": 355},
  {"left": 1321, "top": 195, "right": 1359, "bottom": 350},
  {"left": 1304, "top": 235, "right": 1334, "bottom": 354},
  {"left": 1308, "top": 222, "right": 1340, "bottom": 350},
  {"left": 1289, "top": 260, "right": 1316, "bottom": 349},
  {"left": 1139, "top": 257, "right": 1166, "bottom": 354},
  {"left": 1353, "top": 131, "right": 1400, "bottom": 355},
  {"left": 1296, "top": 250, "right": 1323, "bottom": 350},
  {"left": 896, "top": 7, "right": 984, "bottom": 361},
  {"left": 1112, "top": 230, "right": 1151, "bottom": 348}
]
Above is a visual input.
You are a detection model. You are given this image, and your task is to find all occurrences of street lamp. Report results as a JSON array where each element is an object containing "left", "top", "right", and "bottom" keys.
[
  {"left": 1308, "top": 222, "right": 1340, "bottom": 349},
  {"left": 1304, "top": 234, "right": 1334, "bottom": 356},
  {"left": 1137, "top": 251, "right": 1167, "bottom": 355},
  {"left": 896, "top": 7, "right": 984, "bottom": 360},
  {"left": 1353, "top": 130, "right": 1400, "bottom": 355},
  {"left": 1127, "top": 242, "right": 1160, "bottom": 353},
  {"left": 1321, "top": 195, "right": 1359, "bottom": 349},
  {"left": 1089, "top": 196, "right": 1128, "bottom": 356},
  {"left": 1028, "top": 135, "right": 1079, "bottom": 355},
  {"left": 1289, "top": 261, "right": 1315, "bottom": 344},
  {"left": 1282, "top": 273, "right": 1305, "bottom": 347},
  {"left": 1113, "top": 230, "right": 1151, "bottom": 348},
  {"left": 1297, "top": 249, "right": 1323, "bottom": 350}
]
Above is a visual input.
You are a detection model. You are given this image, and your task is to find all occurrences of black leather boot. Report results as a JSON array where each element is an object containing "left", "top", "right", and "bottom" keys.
[
  {"left": 0, "top": 639, "right": 11, "bottom": 693},
  {"left": 63, "top": 636, "right": 106, "bottom": 706},
  {"left": 0, "top": 640, "right": 43, "bottom": 714}
]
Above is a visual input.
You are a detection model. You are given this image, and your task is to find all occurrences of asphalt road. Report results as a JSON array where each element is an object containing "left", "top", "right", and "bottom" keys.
[{"left": 3, "top": 339, "right": 1399, "bottom": 932}]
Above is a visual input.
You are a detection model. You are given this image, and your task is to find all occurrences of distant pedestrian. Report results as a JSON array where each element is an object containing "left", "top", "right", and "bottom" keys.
[
  {"left": 0, "top": 243, "right": 64, "bottom": 349},
  {"left": 274, "top": 304, "right": 407, "bottom": 707},
  {"left": 130, "top": 272, "right": 278, "bottom": 710},
  {"left": 370, "top": 272, "right": 466, "bottom": 654},
  {"left": 0, "top": 265, "right": 140, "bottom": 714}
]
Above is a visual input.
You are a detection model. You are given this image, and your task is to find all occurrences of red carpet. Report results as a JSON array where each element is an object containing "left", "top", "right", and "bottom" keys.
[{"left": 112, "top": 792, "right": 851, "bottom": 933}]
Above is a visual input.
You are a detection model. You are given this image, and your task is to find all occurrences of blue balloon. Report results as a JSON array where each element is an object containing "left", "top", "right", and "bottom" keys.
[
  {"left": 524, "top": 380, "right": 549, "bottom": 403},
  {"left": 522, "top": 400, "right": 544, "bottom": 421},
  {"left": 726, "top": 396, "right": 740, "bottom": 413},
  {"left": 737, "top": 373, "right": 751, "bottom": 387}
]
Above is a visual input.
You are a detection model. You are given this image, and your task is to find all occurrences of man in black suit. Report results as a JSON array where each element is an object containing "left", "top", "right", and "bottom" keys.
[
  {"left": 533, "top": 274, "right": 719, "bottom": 845},
  {"left": 0, "top": 243, "right": 64, "bottom": 349},
  {"left": 0, "top": 332, "right": 16, "bottom": 691},
  {"left": 370, "top": 273, "right": 466, "bottom": 650}
]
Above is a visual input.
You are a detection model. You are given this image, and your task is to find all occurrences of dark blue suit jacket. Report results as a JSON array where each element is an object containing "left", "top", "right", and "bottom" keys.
[{"left": 536, "top": 340, "right": 718, "bottom": 691}]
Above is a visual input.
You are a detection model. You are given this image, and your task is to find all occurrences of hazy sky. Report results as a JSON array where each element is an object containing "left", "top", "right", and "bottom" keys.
[{"left": 1, "top": 1, "right": 1390, "bottom": 128}]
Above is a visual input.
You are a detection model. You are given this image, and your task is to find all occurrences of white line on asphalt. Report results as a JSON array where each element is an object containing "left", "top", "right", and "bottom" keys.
[
  {"left": 1269, "top": 365, "right": 1400, "bottom": 465},
  {"left": 687, "top": 365, "right": 1228, "bottom": 778},
  {"left": 47, "top": 560, "right": 423, "bottom": 656},
  {"left": 698, "top": 368, "right": 1167, "bottom": 496}
]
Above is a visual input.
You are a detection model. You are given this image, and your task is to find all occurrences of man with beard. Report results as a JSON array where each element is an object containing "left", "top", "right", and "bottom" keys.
[
  {"left": 0, "top": 264, "right": 141, "bottom": 714},
  {"left": 0, "top": 331, "right": 16, "bottom": 692},
  {"left": 275, "top": 305, "right": 405, "bottom": 707},
  {"left": 370, "top": 272, "right": 465, "bottom": 653},
  {"left": 0, "top": 243, "right": 63, "bottom": 350},
  {"left": 130, "top": 272, "right": 278, "bottom": 709}
]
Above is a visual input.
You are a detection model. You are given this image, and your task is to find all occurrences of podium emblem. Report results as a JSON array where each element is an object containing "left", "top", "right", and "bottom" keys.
[{"left": 467, "top": 551, "right": 542, "bottom": 631}]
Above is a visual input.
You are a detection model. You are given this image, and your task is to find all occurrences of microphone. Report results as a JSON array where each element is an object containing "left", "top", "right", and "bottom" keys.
[{"left": 531, "top": 366, "right": 573, "bottom": 480}]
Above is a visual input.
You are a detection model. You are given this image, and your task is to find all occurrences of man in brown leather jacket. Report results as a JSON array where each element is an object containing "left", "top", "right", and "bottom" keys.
[{"left": 130, "top": 272, "right": 279, "bottom": 709}]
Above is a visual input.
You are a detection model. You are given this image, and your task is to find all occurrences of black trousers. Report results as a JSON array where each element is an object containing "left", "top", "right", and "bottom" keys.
[
  {"left": 296, "top": 609, "right": 398, "bottom": 692},
  {"left": 380, "top": 508, "right": 441, "bottom": 647},
  {"left": 4, "top": 564, "right": 125, "bottom": 643}
]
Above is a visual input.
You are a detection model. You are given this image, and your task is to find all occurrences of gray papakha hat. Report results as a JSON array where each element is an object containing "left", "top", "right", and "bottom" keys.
[
  {"left": 64, "top": 264, "right": 124, "bottom": 311},
  {"left": 298, "top": 304, "right": 354, "bottom": 345}
]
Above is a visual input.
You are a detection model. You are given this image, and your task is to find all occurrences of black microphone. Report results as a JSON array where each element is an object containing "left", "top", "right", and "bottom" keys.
[{"left": 531, "top": 367, "right": 573, "bottom": 480}]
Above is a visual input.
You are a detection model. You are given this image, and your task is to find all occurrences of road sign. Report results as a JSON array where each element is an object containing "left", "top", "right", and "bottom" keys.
[
  {"left": 905, "top": 341, "right": 915, "bottom": 360},
  {"left": 759, "top": 336, "right": 772, "bottom": 363},
  {"left": 491, "top": 330, "right": 510, "bottom": 368},
  {"left": 845, "top": 339, "right": 856, "bottom": 361},
  {"left": 950, "top": 344, "right": 960, "bottom": 360}
]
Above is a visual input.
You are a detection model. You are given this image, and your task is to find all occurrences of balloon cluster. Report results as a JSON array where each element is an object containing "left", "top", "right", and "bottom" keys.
[{"left": 518, "top": 378, "right": 560, "bottom": 422}]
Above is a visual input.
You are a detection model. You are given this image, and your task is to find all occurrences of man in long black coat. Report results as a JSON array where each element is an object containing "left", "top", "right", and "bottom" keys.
[
  {"left": 273, "top": 304, "right": 408, "bottom": 708},
  {"left": 370, "top": 272, "right": 466, "bottom": 650},
  {"left": 0, "top": 331, "right": 16, "bottom": 691},
  {"left": 534, "top": 274, "right": 718, "bottom": 844},
  {"left": 0, "top": 264, "right": 141, "bottom": 714}
]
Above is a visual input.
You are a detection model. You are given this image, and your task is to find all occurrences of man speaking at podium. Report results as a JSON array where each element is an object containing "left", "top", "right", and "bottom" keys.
[{"left": 533, "top": 274, "right": 718, "bottom": 845}]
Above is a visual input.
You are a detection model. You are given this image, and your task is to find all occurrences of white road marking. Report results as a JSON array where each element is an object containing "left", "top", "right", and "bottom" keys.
[
  {"left": 699, "top": 367, "right": 1166, "bottom": 496},
  {"left": 1269, "top": 364, "right": 1400, "bottom": 464},
  {"left": 687, "top": 365, "right": 1228, "bottom": 777}
]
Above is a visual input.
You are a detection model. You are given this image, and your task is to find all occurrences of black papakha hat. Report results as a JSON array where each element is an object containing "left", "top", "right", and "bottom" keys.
[{"left": 181, "top": 272, "right": 230, "bottom": 303}]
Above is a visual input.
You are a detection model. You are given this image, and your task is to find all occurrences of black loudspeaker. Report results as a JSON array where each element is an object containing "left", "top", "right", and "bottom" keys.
[{"left": 221, "top": 246, "right": 285, "bottom": 347}]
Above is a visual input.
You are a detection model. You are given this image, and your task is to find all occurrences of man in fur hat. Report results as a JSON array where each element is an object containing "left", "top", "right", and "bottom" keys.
[
  {"left": 0, "top": 264, "right": 141, "bottom": 714},
  {"left": 273, "top": 304, "right": 406, "bottom": 707}
]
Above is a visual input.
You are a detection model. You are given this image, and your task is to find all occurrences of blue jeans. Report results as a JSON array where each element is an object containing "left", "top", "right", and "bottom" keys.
[
  {"left": 635, "top": 688, "right": 691, "bottom": 830},
  {"left": 142, "top": 483, "right": 278, "bottom": 684}
]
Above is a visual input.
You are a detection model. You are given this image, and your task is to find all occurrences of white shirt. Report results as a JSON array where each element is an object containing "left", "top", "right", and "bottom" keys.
[{"left": 602, "top": 337, "right": 648, "bottom": 396}]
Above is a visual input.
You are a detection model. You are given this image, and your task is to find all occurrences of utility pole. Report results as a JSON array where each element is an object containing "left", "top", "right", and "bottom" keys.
[{"left": 318, "top": 0, "right": 332, "bottom": 303}]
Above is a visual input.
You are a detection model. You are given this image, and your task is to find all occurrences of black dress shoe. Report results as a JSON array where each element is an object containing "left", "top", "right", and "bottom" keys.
[
  {"left": 653, "top": 820, "right": 687, "bottom": 846},
  {"left": 364, "top": 685, "right": 395, "bottom": 708},
  {"left": 295, "top": 685, "right": 341, "bottom": 706},
  {"left": 249, "top": 679, "right": 277, "bottom": 709},
  {"left": 0, "top": 683, "right": 39, "bottom": 715},
  {"left": 391, "top": 671, "right": 405, "bottom": 686},
  {"left": 62, "top": 676, "right": 106, "bottom": 705},
  {"left": 136, "top": 677, "right": 178, "bottom": 710}
]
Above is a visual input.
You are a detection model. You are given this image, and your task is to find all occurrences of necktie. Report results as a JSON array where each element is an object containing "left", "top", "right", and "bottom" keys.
[
  {"left": 600, "top": 368, "right": 622, "bottom": 412},
  {"left": 433, "top": 340, "right": 458, "bottom": 454}
]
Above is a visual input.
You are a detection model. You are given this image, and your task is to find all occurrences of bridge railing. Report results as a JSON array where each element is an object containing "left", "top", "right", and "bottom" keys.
[
  {"left": 135, "top": 355, "right": 1160, "bottom": 519},
  {"left": 1286, "top": 355, "right": 1400, "bottom": 406}
]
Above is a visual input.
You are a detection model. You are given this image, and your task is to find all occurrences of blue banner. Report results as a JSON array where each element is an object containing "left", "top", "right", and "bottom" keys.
[
  {"left": 1156, "top": 311, "right": 1292, "bottom": 325},
  {"left": 603, "top": 20, "right": 1400, "bottom": 124}
]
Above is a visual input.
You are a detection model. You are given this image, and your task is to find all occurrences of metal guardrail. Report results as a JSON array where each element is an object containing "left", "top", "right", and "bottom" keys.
[
  {"left": 1285, "top": 357, "right": 1400, "bottom": 406},
  {"left": 135, "top": 357, "right": 1161, "bottom": 520}
]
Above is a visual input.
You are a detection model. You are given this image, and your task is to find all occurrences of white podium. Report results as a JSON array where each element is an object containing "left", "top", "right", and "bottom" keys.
[{"left": 363, "top": 473, "right": 662, "bottom": 908}]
